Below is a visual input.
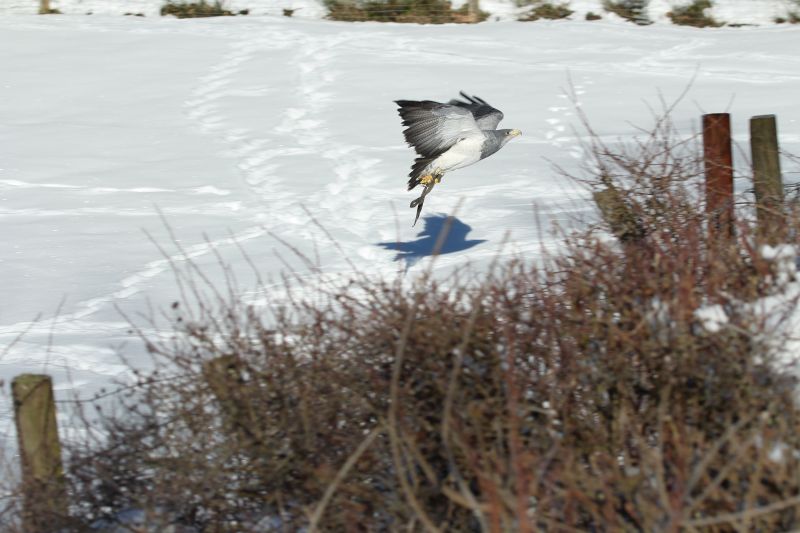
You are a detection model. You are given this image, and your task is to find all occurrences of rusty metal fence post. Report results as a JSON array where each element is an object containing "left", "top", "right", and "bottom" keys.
[{"left": 702, "top": 113, "right": 735, "bottom": 242}]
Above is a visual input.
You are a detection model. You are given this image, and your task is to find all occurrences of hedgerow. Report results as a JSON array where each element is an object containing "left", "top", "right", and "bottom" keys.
[{"left": 4, "top": 108, "right": 800, "bottom": 532}]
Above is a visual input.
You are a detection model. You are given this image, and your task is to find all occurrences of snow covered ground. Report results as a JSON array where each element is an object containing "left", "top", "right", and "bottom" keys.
[{"left": 1, "top": 10, "right": 799, "bottom": 458}]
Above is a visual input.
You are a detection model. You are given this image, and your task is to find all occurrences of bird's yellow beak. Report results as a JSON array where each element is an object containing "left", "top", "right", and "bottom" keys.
[{"left": 510, "top": 129, "right": 522, "bottom": 137}]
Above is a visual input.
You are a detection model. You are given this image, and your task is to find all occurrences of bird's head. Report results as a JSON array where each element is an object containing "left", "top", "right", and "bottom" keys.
[{"left": 498, "top": 128, "right": 522, "bottom": 146}]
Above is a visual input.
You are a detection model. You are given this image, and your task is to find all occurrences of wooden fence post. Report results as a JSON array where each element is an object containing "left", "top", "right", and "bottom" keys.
[
  {"left": 750, "top": 115, "right": 784, "bottom": 244},
  {"left": 12, "top": 374, "right": 68, "bottom": 531},
  {"left": 467, "top": 0, "right": 480, "bottom": 22},
  {"left": 39, "top": 0, "right": 52, "bottom": 14},
  {"left": 702, "top": 113, "right": 735, "bottom": 241}
]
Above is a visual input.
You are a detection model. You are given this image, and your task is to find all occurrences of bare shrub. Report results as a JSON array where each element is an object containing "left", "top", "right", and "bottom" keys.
[
  {"left": 326, "top": 0, "right": 487, "bottom": 24},
  {"left": 518, "top": 2, "right": 573, "bottom": 22},
  {"left": 4, "top": 108, "right": 800, "bottom": 531},
  {"left": 160, "top": 0, "right": 245, "bottom": 18},
  {"left": 667, "top": 0, "right": 723, "bottom": 28},
  {"left": 602, "top": 0, "right": 650, "bottom": 24},
  {"left": 775, "top": 11, "right": 800, "bottom": 24}
]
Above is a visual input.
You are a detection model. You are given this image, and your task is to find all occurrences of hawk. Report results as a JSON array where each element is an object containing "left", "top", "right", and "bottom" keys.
[{"left": 395, "top": 92, "right": 521, "bottom": 225}]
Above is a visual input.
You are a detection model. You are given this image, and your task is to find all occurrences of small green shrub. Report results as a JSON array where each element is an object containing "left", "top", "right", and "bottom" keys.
[
  {"left": 667, "top": 0, "right": 722, "bottom": 27},
  {"left": 326, "top": 0, "right": 486, "bottom": 23},
  {"left": 585, "top": 10, "right": 602, "bottom": 20},
  {"left": 602, "top": 0, "right": 650, "bottom": 24},
  {"left": 518, "top": 1, "right": 573, "bottom": 21},
  {"left": 160, "top": 0, "right": 242, "bottom": 18}
]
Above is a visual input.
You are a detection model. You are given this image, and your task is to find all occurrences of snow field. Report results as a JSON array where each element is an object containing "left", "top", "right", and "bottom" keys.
[{"left": 1, "top": 14, "right": 799, "bottom": 457}]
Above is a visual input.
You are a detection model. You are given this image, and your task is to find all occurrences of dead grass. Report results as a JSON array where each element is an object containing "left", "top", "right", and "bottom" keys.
[
  {"left": 602, "top": 0, "right": 650, "bottom": 24},
  {"left": 667, "top": 0, "right": 723, "bottom": 28},
  {"left": 775, "top": 11, "right": 800, "bottom": 24},
  {"left": 326, "top": 0, "right": 487, "bottom": 23},
  {"left": 518, "top": 1, "right": 573, "bottom": 21},
  {"left": 160, "top": 0, "right": 245, "bottom": 18}
]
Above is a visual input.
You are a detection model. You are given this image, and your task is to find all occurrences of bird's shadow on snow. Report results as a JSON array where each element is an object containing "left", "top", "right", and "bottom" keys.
[{"left": 376, "top": 214, "right": 487, "bottom": 269}]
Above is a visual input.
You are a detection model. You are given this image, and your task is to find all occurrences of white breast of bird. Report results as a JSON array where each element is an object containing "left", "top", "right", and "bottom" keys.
[{"left": 432, "top": 137, "right": 485, "bottom": 174}]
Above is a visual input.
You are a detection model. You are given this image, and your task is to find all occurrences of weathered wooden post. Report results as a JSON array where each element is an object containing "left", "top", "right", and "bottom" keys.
[
  {"left": 39, "top": 0, "right": 52, "bottom": 14},
  {"left": 750, "top": 115, "right": 784, "bottom": 244},
  {"left": 12, "top": 374, "right": 68, "bottom": 531},
  {"left": 467, "top": 0, "right": 480, "bottom": 22},
  {"left": 702, "top": 113, "right": 735, "bottom": 241},
  {"left": 629, "top": 0, "right": 650, "bottom": 25}
]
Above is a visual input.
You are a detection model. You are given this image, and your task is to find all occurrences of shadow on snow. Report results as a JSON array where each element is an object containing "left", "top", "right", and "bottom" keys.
[{"left": 377, "top": 213, "right": 486, "bottom": 268}]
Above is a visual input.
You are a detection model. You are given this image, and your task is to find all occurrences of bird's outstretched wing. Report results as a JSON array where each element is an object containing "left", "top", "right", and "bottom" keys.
[
  {"left": 395, "top": 100, "right": 482, "bottom": 158},
  {"left": 448, "top": 91, "right": 504, "bottom": 130}
]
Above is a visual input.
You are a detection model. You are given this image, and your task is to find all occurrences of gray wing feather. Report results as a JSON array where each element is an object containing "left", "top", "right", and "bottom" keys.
[
  {"left": 448, "top": 91, "right": 504, "bottom": 130},
  {"left": 396, "top": 100, "right": 482, "bottom": 158}
]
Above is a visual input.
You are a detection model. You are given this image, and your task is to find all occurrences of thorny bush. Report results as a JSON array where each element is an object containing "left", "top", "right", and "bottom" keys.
[{"left": 4, "top": 110, "right": 800, "bottom": 532}]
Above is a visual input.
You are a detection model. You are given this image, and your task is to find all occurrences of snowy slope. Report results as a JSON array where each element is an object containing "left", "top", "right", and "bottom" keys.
[{"left": 1, "top": 14, "right": 800, "bottom": 456}]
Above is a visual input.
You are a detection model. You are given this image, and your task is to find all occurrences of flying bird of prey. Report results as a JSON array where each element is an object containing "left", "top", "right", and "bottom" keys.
[{"left": 395, "top": 92, "right": 521, "bottom": 225}]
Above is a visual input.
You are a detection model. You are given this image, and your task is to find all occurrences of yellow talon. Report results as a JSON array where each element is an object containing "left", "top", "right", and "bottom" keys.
[
  {"left": 419, "top": 174, "right": 434, "bottom": 185},
  {"left": 434, "top": 175, "right": 442, "bottom": 184}
]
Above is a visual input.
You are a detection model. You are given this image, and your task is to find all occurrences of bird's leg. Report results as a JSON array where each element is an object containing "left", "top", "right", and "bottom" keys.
[
  {"left": 409, "top": 170, "right": 444, "bottom": 226},
  {"left": 412, "top": 202, "right": 424, "bottom": 227},
  {"left": 419, "top": 169, "right": 444, "bottom": 186},
  {"left": 410, "top": 182, "right": 435, "bottom": 226}
]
